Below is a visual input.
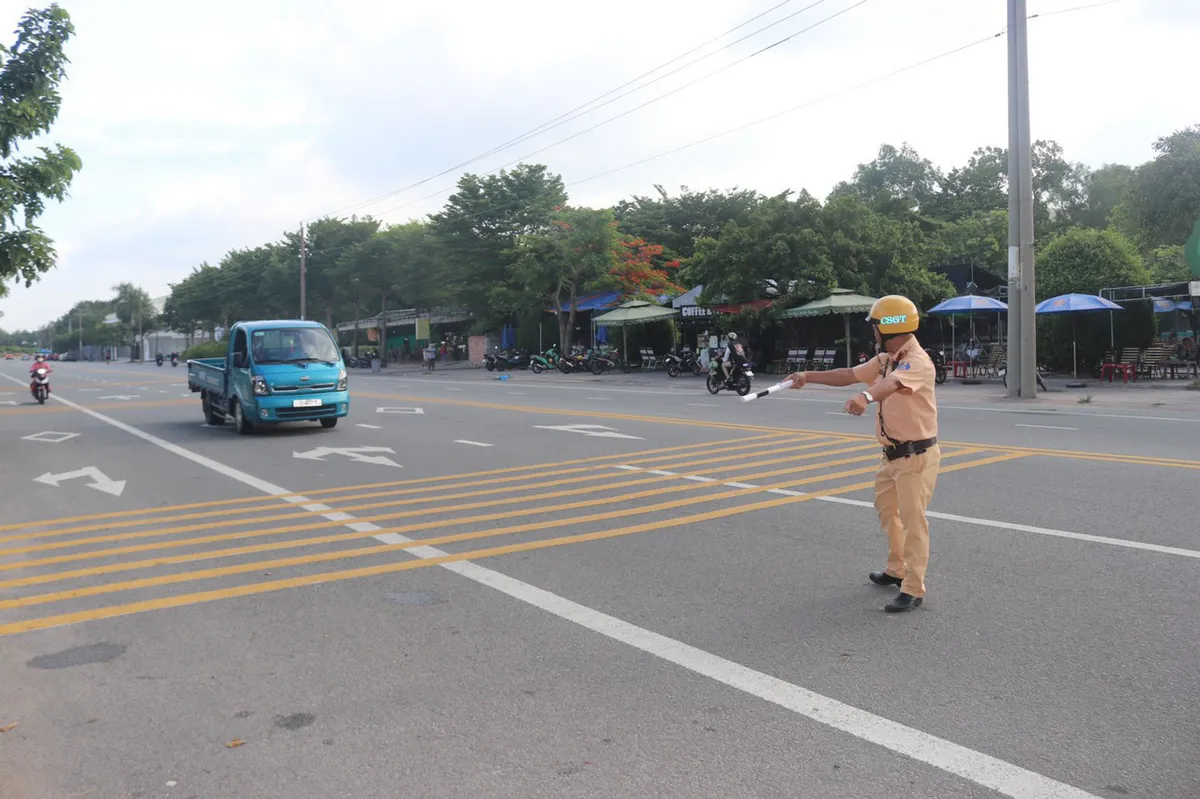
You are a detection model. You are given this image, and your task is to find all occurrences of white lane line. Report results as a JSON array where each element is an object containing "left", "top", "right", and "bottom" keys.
[
  {"left": 606, "top": 464, "right": 1200, "bottom": 562},
  {"left": 683, "top": 475, "right": 717, "bottom": 483},
  {"left": 819, "top": 496, "right": 1200, "bottom": 561},
  {"left": 445, "top": 387, "right": 463, "bottom": 392},
  {"left": 586, "top": 397, "right": 609, "bottom": 401},
  {"left": 507, "top": 392, "right": 526, "bottom": 395},
  {"left": 454, "top": 440, "right": 493, "bottom": 447},
  {"left": 444, "top": 561, "right": 1101, "bottom": 799},
  {"left": 613, "top": 465, "right": 642, "bottom": 471},
  {"left": 0, "top": 373, "right": 1103, "bottom": 799},
  {"left": 1014, "top": 424, "right": 1078, "bottom": 431},
  {"left": 687, "top": 403, "right": 718, "bottom": 407},
  {"left": 356, "top": 424, "right": 383, "bottom": 429},
  {"left": 645, "top": 469, "right": 676, "bottom": 476}
]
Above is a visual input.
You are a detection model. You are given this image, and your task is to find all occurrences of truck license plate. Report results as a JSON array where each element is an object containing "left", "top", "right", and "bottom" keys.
[{"left": 292, "top": 398, "right": 322, "bottom": 408}]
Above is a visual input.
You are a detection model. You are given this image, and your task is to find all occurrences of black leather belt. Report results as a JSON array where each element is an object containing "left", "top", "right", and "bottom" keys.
[{"left": 883, "top": 437, "right": 937, "bottom": 461}]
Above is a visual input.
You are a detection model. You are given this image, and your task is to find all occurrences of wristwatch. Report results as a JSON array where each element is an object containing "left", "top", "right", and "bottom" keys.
[{"left": 861, "top": 390, "right": 874, "bottom": 404}]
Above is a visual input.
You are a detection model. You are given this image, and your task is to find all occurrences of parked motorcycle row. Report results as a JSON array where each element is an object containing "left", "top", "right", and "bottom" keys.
[{"left": 483, "top": 344, "right": 759, "bottom": 396}]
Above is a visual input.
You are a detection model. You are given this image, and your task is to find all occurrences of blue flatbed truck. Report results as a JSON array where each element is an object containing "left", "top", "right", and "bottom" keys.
[{"left": 187, "top": 319, "right": 350, "bottom": 434}]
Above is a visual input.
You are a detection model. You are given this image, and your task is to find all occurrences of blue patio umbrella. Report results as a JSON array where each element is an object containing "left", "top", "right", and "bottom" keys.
[
  {"left": 927, "top": 295, "right": 1009, "bottom": 363},
  {"left": 928, "top": 295, "right": 1009, "bottom": 314},
  {"left": 1035, "top": 293, "right": 1123, "bottom": 378}
]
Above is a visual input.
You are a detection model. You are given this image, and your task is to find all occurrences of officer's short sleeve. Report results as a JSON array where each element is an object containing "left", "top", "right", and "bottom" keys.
[
  {"left": 852, "top": 355, "right": 883, "bottom": 384},
  {"left": 892, "top": 352, "right": 932, "bottom": 394}
]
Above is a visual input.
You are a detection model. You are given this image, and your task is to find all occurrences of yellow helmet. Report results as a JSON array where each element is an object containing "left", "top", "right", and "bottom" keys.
[{"left": 867, "top": 295, "right": 920, "bottom": 335}]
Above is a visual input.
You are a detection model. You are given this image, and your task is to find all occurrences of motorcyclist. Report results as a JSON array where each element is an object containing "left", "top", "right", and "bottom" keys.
[
  {"left": 716, "top": 333, "right": 747, "bottom": 385},
  {"left": 29, "top": 354, "right": 51, "bottom": 393}
]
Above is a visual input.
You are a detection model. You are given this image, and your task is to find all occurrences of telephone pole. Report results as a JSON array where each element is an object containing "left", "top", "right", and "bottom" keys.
[
  {"left": 1006, "top": 0, "right": 1037, "bottom": 398},
  {"left": 299, "top": 222, "right": 308, "bottom": 320}
]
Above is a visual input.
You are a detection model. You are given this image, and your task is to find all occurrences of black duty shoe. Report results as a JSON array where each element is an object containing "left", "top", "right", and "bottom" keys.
[
  {"left": 884, "top": 593, "right": 923, "bottom": 613},
  {"left": 869, "top": 571, "right": 903, "bottom": 587}
]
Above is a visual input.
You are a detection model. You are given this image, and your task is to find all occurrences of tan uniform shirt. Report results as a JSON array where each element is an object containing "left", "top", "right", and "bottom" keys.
[{"left": 852, "top": 344, "right": 939, "bottom": 447}]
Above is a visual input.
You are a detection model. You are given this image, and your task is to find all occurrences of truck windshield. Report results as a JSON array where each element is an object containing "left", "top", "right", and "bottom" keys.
[{"left": 251, "top": 328, "right": 340, "bottom": 365}]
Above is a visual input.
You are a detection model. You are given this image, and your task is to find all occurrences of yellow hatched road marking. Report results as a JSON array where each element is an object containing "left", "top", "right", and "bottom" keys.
[
  {"left": 0, "top": 435, "right": 834, "bottom": 544},
  {"left": 0, "top": 452, "right": 1019, "bottom": 629},
  {"left": 0, "top": 442, "right": 888, "bottom": 567},
  {"left": 0, "top": 431, "right": 796, "bottom": 533}
]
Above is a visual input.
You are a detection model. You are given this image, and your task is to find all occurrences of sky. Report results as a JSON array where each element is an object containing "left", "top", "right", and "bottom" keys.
[{"left": 0, "top": 0, "right": 1196, "bottom": 331}]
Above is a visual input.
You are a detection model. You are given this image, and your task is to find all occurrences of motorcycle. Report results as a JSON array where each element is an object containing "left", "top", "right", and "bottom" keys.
[
  {"left": 589, "top": 348, "right": 632, "bottom": 375},
  {"left": 664, "top": 349, "right": 704, "bottom": 378},
  {"left": 156, "top": 354, "right": 164, "bottom": 367},
  {"left": 924, "top": 347, "right": 947, "bottom": 385},
  {"left": 557, "top": 345, "right": 589, "bottom": 374},
  {"left": 530, "top": 345, "right": 559, "bottom": 374},
  {"left": 30, "top": 366, "right": 51, "bottom": 404},
  {"left": 170, "top": 354, "right": 178, "bottom": 367},
  {"left": 706, "top": 356, "right": 753, "bottom": 396}
]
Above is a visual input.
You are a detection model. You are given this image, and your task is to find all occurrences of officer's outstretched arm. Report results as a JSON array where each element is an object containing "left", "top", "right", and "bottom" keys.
[{"left": 793, "top": 367, "right": 859, "bottom": 387}]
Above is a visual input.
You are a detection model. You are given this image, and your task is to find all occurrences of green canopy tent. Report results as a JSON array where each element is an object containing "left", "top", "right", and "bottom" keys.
[
  {"left": 591, "top": 300, "right": 680, "bottom": 360},
  {"left": 780, "top": 289, "right": 878, "bottom": 369}
]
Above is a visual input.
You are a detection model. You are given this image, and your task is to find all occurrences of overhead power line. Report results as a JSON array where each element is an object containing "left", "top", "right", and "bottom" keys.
[
  {"left": 370, "top": 0, "right": 870, "bottom": 219},
  {"left": 316, "top": 0, "right": 833, "bottom": 221}
]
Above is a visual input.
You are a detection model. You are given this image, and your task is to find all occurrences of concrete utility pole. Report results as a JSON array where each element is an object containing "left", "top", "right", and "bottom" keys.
[
  {"left": 299, "top": 222, "right": 308, "bottom": 320},
  {"left": 1006, "top": 0, "right": 1037, "bottom": 398}
]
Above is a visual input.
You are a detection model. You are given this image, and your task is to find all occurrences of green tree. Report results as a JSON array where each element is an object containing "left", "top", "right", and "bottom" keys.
[
  {"left": 821, "top": 194, "right": 953, "bottom": 310},
  {"left": 430, "top": 164, "right": 567, "bottom": 330},
  {"left": 685, "top": 191, "right": 832, "bottom": 307},
  {"left": 505, "top": 206, "right": 619, "bottom": 350},
  {"left": 280, "top": 216, "right": 380, "bottom": 326},
  {"left": 829, "top": 143, "right": 942, "bottom": 218},
  {"left": 1072, "top": 163, "right": 1133, "bottom": 230},
  {"left": 1036, "top": 228, "right": 1150, "bottom": 298},
  {"left": 613, "top": 185, "right": 761, "bottom": 260},
  {"left": 930, "top": 209, "right": 1009, "bottom": 278},
  {"left": 0, "top": 4, "right": 82, "bottom": 290},
  {"left": 1115, "top": 125, "right": 1200, "bottom": 247}
]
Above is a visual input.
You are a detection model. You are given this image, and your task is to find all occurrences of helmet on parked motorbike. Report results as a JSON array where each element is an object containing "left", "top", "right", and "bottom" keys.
[{"left": 866, "top": 295, "right": 920, "bottom": 336}]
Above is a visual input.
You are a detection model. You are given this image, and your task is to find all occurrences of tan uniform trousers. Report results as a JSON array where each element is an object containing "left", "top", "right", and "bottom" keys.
[{"left": 873, "top": 443, "right": 941, "bottom": 598}]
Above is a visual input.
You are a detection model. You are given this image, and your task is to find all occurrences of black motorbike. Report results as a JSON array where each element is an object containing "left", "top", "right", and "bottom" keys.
[
  {"left": 924, "top": 347, "right": 947, "bottom": 385},
  {"left": 706, "top": 356, "right": 754, "bottom": 396},
  {"left": 665, "top": 349, "right": 704, "bottom": 378},
  {"left": 156, "top": 354, "right": 164, "bottom": 367}
]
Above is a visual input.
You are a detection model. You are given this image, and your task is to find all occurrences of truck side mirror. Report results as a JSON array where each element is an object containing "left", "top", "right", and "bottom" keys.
[{"left": 232, "top": 352, "right": 247, "bottom": 369}]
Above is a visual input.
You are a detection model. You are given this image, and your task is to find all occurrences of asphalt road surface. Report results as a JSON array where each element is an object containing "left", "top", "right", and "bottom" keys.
[{"left": 1, "top": 360, "right": 1197, "bottom": 799}]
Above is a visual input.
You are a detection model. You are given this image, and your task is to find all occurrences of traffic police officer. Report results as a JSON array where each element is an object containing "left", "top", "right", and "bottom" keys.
[{"left": 788, "top": 295, "right": 940, "bottom": 613}]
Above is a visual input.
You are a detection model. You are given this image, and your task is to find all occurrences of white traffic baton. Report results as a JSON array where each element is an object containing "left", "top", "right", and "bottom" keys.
[{"left": 741, "top": 378, "right": 793, "bottom": 402}]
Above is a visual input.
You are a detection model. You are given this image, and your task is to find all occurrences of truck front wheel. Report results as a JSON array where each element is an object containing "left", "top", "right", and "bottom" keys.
[{"left": 232, "top": 399, "right": 253, "bottom": 435}]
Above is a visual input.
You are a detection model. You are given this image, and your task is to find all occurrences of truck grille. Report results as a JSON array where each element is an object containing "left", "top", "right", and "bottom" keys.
[{"left": 271, "top": 382, "right": 337, "bottom": 392}]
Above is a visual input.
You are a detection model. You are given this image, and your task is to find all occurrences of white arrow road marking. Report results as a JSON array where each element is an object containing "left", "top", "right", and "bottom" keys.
[
  {"left": 376, "top": 407, "right": 423, "bottom": 414},
  {"left": 292, "top": 446, "right": 402, "bottom": 468},
  {"left": 98, "top": 395, "right": 140, "bottom": 400},
  {"left": 532, "top": 424, "right": 644, "bottom": 440},
  {"left": 21, "top": 431, "right": 80, "bottom": 443},
  {"left": 33, "top": 466, "right": 126, "bottom": 496}
]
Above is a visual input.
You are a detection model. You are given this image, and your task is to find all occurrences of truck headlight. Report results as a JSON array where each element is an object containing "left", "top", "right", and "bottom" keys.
[
  {"left": 336, "top": 369, "right": 347, "bottom": 391},
  {"left": 252, "top": 375, "right": 269, "bottom": 396}
]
